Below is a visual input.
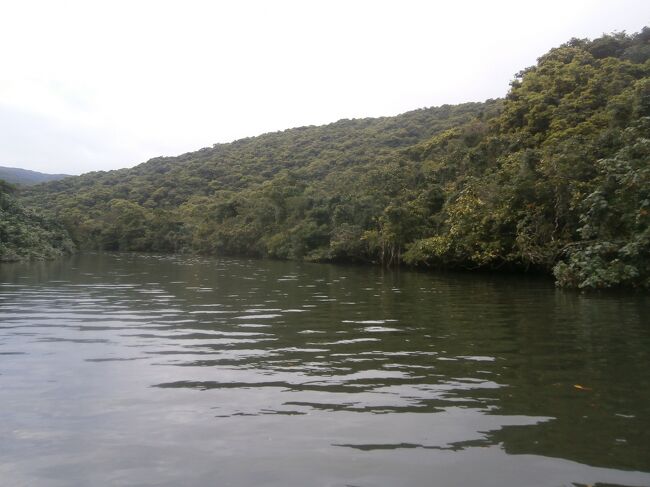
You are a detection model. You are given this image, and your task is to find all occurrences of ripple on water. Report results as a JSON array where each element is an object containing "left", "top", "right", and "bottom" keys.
[{"left": 0, "top": 253, "right": 649, "bottom": 487}]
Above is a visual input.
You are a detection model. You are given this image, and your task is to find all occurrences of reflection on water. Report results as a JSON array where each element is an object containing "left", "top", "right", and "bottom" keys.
[{"left": 0, "top": 253, "right": 649, "bottom": 486}]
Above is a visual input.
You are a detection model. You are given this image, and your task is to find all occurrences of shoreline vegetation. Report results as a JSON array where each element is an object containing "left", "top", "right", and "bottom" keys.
[{"left": 4, "top": 29, "right": 649, "bottom": 289}]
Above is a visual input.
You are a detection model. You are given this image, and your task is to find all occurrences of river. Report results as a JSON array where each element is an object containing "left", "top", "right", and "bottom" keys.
[{"left": 1, "top": 253, "right": 649, "bottom": 486}]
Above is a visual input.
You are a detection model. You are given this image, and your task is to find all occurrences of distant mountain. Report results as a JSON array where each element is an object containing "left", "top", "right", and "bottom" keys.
[{"left": 0, "top": 166, "right": 71, "bottom": 185}]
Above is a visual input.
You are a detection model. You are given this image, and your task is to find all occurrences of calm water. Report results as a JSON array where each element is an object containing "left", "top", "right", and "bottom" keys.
[{"left": 1, "top": 253, "right": 649, "bottom": 487}]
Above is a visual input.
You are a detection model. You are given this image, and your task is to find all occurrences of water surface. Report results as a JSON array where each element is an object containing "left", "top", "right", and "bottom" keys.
[{"left": 1, "top": 253, "right": 649, "bottom": 486}]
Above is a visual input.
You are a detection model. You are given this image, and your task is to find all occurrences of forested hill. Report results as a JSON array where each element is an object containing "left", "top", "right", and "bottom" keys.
[
  {"left": 22, "top": 28, "right": 650, "bottom": 288},
  {"left": 21, "top": 101, "right": 498, "bottom": 249},
  {"left": 0, "top": 166, "right": 71, "bottom": 186}
]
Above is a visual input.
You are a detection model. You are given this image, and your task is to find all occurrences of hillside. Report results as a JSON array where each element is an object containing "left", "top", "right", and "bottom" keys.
[
  {"left": 22, "top": 101, "right": 497, "bottom": 253},
  {"left": 22, "top": 28, "right": 650, "bottom": 288},
  {"left": 0, "top": 166, "right": 71, "bottom": 186}
]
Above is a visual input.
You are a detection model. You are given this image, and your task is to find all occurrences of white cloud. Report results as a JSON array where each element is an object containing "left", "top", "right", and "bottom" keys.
[{"left": 0, "top": 0, "right": 648, "bottom": 174}]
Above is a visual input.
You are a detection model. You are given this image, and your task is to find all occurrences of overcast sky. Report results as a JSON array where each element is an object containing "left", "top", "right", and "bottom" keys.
[{"left": 1, "top": 0, "right": 648, "bottom": 175}]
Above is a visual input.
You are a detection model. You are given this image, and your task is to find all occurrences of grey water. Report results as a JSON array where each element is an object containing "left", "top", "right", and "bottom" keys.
[{"left": 0, "top": 253, "right": 649, "bottom": 487}]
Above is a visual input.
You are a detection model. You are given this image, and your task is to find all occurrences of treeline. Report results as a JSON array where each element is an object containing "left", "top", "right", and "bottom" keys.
[
  {"left": 22, "top": 29, "right": 650, "bottom": 288},
  {"left": 0, "top": 180, "right": 74, "bottom": 262}
]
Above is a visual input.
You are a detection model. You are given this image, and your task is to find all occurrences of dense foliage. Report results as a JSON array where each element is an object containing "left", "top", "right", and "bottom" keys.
[
  {"left": 0, "top": 180, "right": 74, "bottom": 261},
  {"left": 22, "top": 29, "right": 650, "bottom": 288},
  {"left": 404, "top": 29, "right": 650, "bottom": 289}
]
